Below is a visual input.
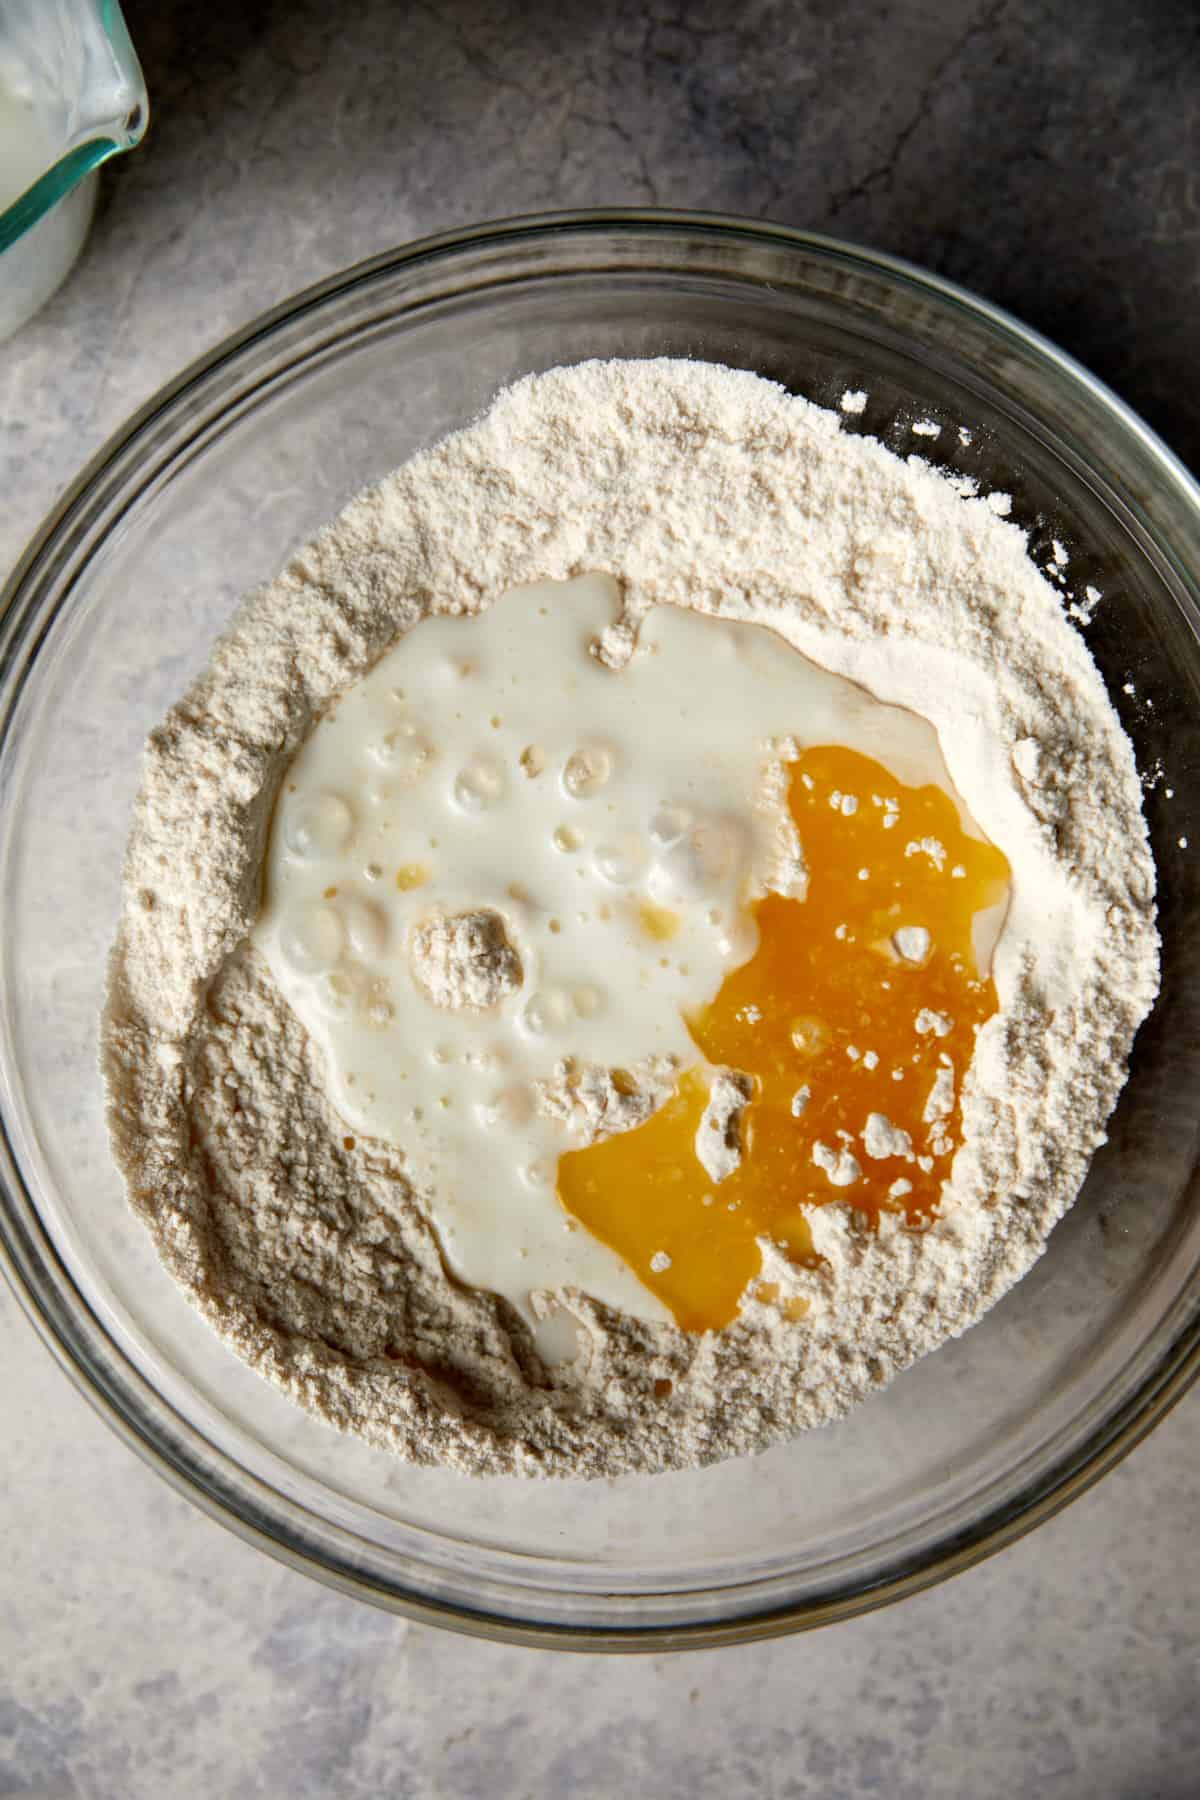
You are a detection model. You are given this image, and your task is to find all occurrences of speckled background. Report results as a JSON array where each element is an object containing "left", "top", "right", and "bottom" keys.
[{"left": 2, "top": 2, "right": 1198, "bottom": 1795}]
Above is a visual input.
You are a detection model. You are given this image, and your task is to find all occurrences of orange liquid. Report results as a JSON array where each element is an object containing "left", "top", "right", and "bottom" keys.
[{"left": 556, "top": 745, "right": 1011, "bottom": 1332}]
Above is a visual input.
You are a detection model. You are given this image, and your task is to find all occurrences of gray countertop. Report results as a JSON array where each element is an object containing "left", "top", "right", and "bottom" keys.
[{"left": 2, "top": 3, "right": 1197, "bottom": 1795}]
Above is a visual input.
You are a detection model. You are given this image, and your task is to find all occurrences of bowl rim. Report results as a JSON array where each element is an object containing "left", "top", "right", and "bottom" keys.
[{"left": 2, "top": 206, "right": 1198, "bottom": 1653}]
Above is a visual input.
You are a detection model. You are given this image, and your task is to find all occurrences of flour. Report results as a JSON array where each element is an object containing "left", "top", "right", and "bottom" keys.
[
  {"left": 409, "top": 907, "right": 522, "bottom": 1011},
  {"left": 812, "top": 1142, "right": 865, "bottom": 1188},
  {"left": 532, "top": 1055, "right": 677, "bottom": 1140},
  {"left": 923, "top": 1065, "right": 956, "bottom": 1125},
  {"left": 862, "top": 1114, "right": 914, "bottom": 1161},
  {"left": 695, "top": 1070, "right": 753, "bottom": 1184},
  {"left": 101, "top": 359, "right": 1159, "bottom": 1479},
  {"left": 893, "top": 926, "right": 931, "bottom": 963}
]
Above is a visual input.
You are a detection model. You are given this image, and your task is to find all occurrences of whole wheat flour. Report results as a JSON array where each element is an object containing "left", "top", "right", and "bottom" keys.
[{"left": 101, "top": 359, "right": 1160, "bottom": 1478}]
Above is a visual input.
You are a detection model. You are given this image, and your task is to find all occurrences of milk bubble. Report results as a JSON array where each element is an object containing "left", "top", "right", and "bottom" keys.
[
  {"left": 279, "top": 903, "right": 345, "bottom": 972},
  {"left": 453, "top": 753, "right": 506, "bottom": 813},
  {"left": 342, "top": 897, "right": 389, "bottom": 959},
  {"left": 283, "top": 792, "right": 355, "bottom": 859},
  {"left": 369, "top": 722, "right": 433, "bottom": 783},
  {"left": 562, "top": 744, "right": 613, "bottom": 799},
  {"left": 593, "top": 833, "right": 647, "bottom": 887}
]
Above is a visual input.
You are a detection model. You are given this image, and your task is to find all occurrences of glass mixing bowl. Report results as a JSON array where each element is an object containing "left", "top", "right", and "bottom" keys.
[{"left": 1, "top": 212, "right": 1197, "bottom": 1650}]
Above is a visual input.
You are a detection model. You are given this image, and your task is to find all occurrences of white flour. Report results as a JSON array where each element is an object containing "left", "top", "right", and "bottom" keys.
[{"left": 101, "top": 360, "right": 1160, "bottom": 1478}]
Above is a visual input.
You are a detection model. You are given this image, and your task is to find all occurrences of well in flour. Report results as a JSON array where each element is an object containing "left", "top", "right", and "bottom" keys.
[{"left": 101, "top": 358, "right": 1159, "bottom": 1479}]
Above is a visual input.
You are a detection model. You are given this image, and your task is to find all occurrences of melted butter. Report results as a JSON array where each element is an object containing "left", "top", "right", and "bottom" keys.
[
  {"left": 395, "top": 863, "right": 430, "bottom": 891},
  {"left": 638, "top": 900, "right": 682, "bottom": 942},
  {"left": 556, "top": 746, "right": 1010, "bottom": 1331},
  {"left": 255, "top": 575, "right": 1009, "bottom": 1342}
]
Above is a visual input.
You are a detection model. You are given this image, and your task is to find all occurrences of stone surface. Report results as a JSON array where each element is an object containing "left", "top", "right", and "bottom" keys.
[{"left": 2, "top": 1, "right": 1198, "bottom": 1794}]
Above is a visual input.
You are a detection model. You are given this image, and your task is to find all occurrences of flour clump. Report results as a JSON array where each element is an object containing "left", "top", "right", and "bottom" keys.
[
  {"left": 410, "top": 907, "right": 522, "bottom": 1011},
  {"left": 695, "top": 1070, "right": 753, "bottom": 1184}
]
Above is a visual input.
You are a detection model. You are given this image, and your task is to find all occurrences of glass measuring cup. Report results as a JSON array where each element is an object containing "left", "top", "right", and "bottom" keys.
[{"left": 0, "top": 0, "right": 147, "bottom": 341}]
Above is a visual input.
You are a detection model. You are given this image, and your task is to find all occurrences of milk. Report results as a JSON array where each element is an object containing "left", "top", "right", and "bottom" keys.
[
  {"left": 0, "top": 78, "right": 53, "bottom": 212},
  {"left": 0, "top": 77, "right": 96, "bottom": 340}
]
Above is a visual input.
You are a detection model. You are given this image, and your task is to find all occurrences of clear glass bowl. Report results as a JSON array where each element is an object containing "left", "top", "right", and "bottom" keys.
[{"left": 1, "top": 212, "right": 1197, "bottom": 1650}]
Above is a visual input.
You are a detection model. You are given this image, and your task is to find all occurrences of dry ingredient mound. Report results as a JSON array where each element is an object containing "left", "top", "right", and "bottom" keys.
[{"left": 101, "top": 359, "right": 1160, "bottom": 1479}]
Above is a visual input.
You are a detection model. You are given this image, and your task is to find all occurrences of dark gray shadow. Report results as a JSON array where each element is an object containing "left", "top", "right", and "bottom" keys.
[{"left": 112, "top": 0, "right": 1200, "bottom": 469}]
